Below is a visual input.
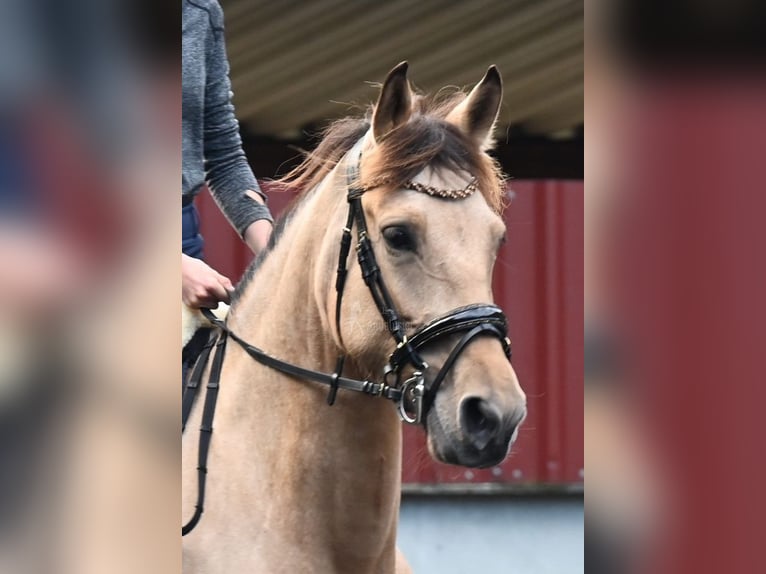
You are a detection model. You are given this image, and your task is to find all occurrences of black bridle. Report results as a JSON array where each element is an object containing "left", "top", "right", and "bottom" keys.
[
  {"left": 182, "top": 141, "right": 512, "bottom": 535},
  {"left": 333, "top": 142, "right": 512, "bottom": 421}
]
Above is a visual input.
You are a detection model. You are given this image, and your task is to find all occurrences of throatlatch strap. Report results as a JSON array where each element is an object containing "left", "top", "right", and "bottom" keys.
[
  {"left": 182, "top": 332, "right": 227, "bottom": 536},
  {"left": 334, "top": 204, "right": 356, "bottom": 346}
]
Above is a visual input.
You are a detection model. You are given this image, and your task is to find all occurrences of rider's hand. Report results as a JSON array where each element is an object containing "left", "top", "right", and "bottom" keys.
[{"left": 182, "top": 254, "right": 234, "bottom": 308}]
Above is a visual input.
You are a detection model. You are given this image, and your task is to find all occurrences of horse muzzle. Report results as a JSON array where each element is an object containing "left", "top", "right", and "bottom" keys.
[{"left": 427, "top": 397, "right": 527, "bottom": 468}]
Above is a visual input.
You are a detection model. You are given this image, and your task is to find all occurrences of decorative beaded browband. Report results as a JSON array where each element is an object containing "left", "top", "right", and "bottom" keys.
[{"left": 359, "top": 176, "right": 478, "bottom": 199}]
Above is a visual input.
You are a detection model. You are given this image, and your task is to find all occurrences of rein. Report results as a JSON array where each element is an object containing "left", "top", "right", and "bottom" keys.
[{"left": 182, "top": 141, "right": 512, "bottom": 535}]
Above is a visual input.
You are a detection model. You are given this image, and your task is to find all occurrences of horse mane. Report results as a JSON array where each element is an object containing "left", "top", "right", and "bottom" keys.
[{"left": 233, "top": 89, "right": 507, "bottom": 304}]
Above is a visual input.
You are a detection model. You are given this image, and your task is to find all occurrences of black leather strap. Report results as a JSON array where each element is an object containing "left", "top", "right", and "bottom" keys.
[
  {"left": 200, "top": 309, "right": 402, "bottom": 403},
  {"left": 182, "top": 329, "right": 218, "bottom": 432},
  {"left": 344, "top": 148, "right": 426, "bottom": 371},
  {"left": 330, "top": 199, "right": 356, "bottom": 404},
  {"left": 388, "top": 304, "right": 511, "bottom": 373},
  {"left": 183, "top": 332, "right": 227, "bottom": 536},
  {"left": 422, "top": 323, "right": 509, "bottom": 413},
  {"left": 334, "top": 204, "right": 355, "bottom": 344}
]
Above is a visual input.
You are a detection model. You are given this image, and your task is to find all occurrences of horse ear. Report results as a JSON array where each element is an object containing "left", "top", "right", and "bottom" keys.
[
  {"left": 372, "top": 61, "right": 413, "bottom": 142},
  {"left": 446, "top": 65, "right": 503, "bottom": 150}
]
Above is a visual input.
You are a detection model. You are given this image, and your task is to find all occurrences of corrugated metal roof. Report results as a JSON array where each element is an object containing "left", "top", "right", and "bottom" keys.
[{"left": 221, "top": 0, "right": 583, "bottom": 139}]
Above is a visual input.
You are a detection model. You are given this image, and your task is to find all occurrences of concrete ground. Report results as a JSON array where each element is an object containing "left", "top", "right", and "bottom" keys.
[{"left": 397, "top": 495, "right": 583, "bottom": 574}]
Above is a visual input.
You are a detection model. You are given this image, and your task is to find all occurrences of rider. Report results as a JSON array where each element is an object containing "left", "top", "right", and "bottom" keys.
[{"left": 182, "top": 0, "right": 273, "bottom": 309}]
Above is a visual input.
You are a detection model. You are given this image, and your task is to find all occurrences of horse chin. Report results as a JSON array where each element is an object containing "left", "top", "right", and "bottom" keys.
[{"left": 425, "top": 410, "right": 514, "bottom": 469}]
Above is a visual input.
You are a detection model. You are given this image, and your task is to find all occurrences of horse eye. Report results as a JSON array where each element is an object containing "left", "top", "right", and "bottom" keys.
[{"left": 382, "top": 226, "right": 416, "bottom": 252}]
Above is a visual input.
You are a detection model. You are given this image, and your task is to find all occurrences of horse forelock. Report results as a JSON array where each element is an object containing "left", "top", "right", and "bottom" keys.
[
  {"left": 362, "top": 115, "right": 505, "bottom": 212},
  {"left": 279, "top": 90, "right": 506, "bottom": 212}
]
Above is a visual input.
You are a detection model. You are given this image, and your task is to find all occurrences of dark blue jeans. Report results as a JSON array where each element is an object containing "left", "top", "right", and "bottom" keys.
[{"left": 182, "top": 203, "right": 204, "bottom": 259}]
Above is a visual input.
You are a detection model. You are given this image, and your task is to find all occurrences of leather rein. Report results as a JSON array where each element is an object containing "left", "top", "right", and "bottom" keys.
[{"left": 182, "top": 141, "right": 512, "bottom": 535}]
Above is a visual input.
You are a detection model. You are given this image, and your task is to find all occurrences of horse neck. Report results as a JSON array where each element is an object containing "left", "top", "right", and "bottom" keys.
[{"left": 221, "top": 167, "right": 403, "bottom": 565}]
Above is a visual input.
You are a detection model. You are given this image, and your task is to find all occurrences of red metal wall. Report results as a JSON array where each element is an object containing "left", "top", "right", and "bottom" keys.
[{"left": 197, "top": 180, "right": 583, "bottom": 486}]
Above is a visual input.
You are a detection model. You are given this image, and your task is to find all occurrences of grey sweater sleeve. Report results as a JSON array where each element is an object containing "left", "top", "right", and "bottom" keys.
[{"left": 203, "top": 6, "right": 272, "bottom": 235}]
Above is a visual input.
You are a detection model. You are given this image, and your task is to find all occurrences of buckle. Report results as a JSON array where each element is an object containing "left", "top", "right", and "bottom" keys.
[{"left": 397, "top": 371, "right": 426, "bottom": 425}]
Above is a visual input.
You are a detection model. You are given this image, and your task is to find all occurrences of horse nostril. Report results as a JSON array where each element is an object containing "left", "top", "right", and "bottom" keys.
[{"left": 461, "top": 397, "right": 501, "bottom": 450}]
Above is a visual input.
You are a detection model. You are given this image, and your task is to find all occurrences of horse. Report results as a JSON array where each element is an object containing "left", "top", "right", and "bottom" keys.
[{"left": 182, "top": 62, "right": 527, "bottom": 573}]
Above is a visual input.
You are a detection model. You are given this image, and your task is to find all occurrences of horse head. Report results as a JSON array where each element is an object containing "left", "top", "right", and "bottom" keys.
[{"left": 329, "top": 63, "right": 527, "bottom": 468}]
